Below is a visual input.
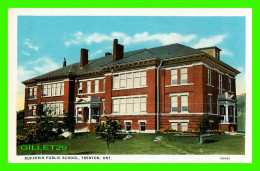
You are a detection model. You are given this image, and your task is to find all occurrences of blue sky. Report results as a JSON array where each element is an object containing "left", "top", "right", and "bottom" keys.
[{"left": 17, "top": 16, "right": 246, "bottom": 110}]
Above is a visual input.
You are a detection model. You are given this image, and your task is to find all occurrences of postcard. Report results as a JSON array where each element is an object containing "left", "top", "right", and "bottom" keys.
[{"left": 8, "top": 8, "right": 252, "bottom": 163}]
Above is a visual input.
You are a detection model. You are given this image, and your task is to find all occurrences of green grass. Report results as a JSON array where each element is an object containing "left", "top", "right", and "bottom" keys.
[{"left": 17, "top": 133, "right": 245, "bottom": 155}]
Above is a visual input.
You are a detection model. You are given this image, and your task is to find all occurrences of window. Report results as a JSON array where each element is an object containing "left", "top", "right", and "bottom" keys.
[
  {"left": 208, "top": 95, "right": 212, "bottom": 113},
  {"left": 103, "top": 100, "right": 105, "bottom": 114},
  {"left": 113, "top": 70, "right": 147, "bottom": 90},
  {"left": 94, "top": 80, "right": 99, "bottom": 93},
  {"left": 120, "top": 74, "right": 126, "bottom": 88},
  {"left": 126, "top": 98, "right": 133, "bottom": 113},
  {"left": 208, "top": 69, "right": 212, "bottom": 85},
  {"left": 133, "top": 97, "right": 140, "bottom": 113},
  {"left": 42, "top": 82, "right": 64, "bottom": 97},
  {"left": 120, "top": 99, "right": 126, "bottom": 113},
  {"left": 60, "top": 83, "right": 64, "bottom": 95},
  {"left": 43, "top": 102, "right": 64, "bottom": 116},
  {"left": 33, "top": 87, "right": 37, "bottom": 99},
  {"left": 171, "top": 122, "right": 178, "bottom": 130},
  {"left": 113, "top": 75, "right": 119, "bottom": 89},
  {"left": 86, "top": 81, "right": 91, "bottom": 94},
  {"left": 29, "top": 88, "right": 33, "bottom": 99},
  {"left": 125, "top": 122, "right": 131, "bottom": 131},
  {"left": 52, "top": 83, "right": 57, "bottom": 96},
  {"left": 133, "top": 72, "right": 140, "bottom": 88},
  {"left": 219, "top": 74, "right": 222, "bottom": 94},
  {"left": 28, "top": 105, "right": 36, "bottom": 116},
  {"left": 181, "top": 96, "right": 188, "bottom": 112},
  {"left": 228, "top": 78, "right": 231, "bottom": 92},
  {"left": 112, "top": 99, "right": 119, "bottom": 113},
  {"left": 126, "top": 73, "right": 133, "bottom": 88},
  {"left": 112, "top": 96, "right": 147, "bottom": 114},
  {"left": 180, "top": 123, "right": 188, "bottom": 131},
  {"left": 171, "top": 69, "right": 178, "bottom": 85},
  {"left": 140, "top": 96, "right": 146, "bottom": 112},
  {"left": 171, "top": 96, "right": 178, "bottom": 112},
  {"left": 77, "top": 82, "right": 82, "bottom": 94},
  {"left": 139, "top": 122, "right": 146, "bottom": 131},
  {"left": 140, "top": 71, "right": 146, "bottom": 86},
  {"left": 180, "top": 68, "right": 187, "bottom": 84}
]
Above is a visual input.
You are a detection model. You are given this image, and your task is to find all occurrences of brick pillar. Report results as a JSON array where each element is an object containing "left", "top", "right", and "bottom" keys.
[
  {"left": 64, "top": 80, "right": 70, "bottom": 111},
  {"left": 193, "top": 65, "right": 206, "bottom": 113},
  {"left": 177, "top": 68, "right": 181, "bottom": 84},
  {"left": 105, "top": 74, "right": 112, "bottom": 114},
  {"left": 82, "top": 81, "right": 86, "bottom": 94},
  {"left": 146, "top": 69, "right": 156, "bottom": 113},
  {"left": 24, "top": 87, "right": 29, "bottom": 117},
  {"left": 159, "top": 69, "right": 165, "bottom": 113},
  {"left": 178, "top": 96, "right": 181, "bottom": 113}
]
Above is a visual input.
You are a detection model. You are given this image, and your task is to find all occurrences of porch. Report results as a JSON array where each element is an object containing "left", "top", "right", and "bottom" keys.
[
  {"left": 218, "top": 92, "right": 237, "bottom": 132},
  {"left": 75, "top": 96, "right": 101, "bottom": 132}
]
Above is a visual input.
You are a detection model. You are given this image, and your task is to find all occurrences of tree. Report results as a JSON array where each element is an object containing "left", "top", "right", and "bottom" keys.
[
  {"left": 63, "top": 109, "right": 75, "bottom": 134},
  {"left": 34, "top": 104, "right": 63, "bottom": 142},
  {"left": 197, "top": 115, "right": 210, "bottom": 144},
  {"left": 95, "top": 117, "right": 123, "bottom": 154}
]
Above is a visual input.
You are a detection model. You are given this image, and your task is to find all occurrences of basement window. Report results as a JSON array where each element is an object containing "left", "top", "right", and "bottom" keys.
[
  {"left": 125, "top": 122, "right": 131, "bottom": 131},
  {"left": 139, "top": 122, "right": 146, "bottom": 132}
]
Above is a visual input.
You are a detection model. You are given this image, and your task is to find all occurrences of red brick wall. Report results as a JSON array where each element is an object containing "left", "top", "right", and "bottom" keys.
[{"left": 105, "top": 75, "right": 112, "bottom": 114}]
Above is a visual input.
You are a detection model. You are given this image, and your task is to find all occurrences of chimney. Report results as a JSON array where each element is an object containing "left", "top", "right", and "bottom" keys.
[
  {"left": 197, "top": 47, "right": 221, "bottom": 60},
  {"left": 113, "top": 39, "right": 124, "bottom": 62},
  {"left": 63, "top": 58, "right": 66, "bottom": 67},
  {"left": 105, "top": 52, "right": 112, "bottom": 56},
  {"left": 80, "top": 48, "right": 89, "bottom": 68}
]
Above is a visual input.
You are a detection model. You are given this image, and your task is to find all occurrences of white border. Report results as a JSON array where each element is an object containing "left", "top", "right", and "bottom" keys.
[{"left": 8, "top": 8, "right": 252, "bottom": 163}]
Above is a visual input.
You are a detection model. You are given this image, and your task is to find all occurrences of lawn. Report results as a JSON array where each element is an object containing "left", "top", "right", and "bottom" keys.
[{"left": 17, "top": 133, "right": 245, "bottom": 155}]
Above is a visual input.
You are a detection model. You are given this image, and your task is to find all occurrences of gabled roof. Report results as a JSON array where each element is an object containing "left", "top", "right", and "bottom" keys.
[{"left": 22, "top": 43, "right": 207, "bottom": 84}]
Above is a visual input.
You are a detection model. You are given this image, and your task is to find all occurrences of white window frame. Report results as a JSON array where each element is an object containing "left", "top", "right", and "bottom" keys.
[
  {"left": 86, "top": 80, "right": 91, "bottom": 94},
  {"left": 139, "top": 121, "right": 146, "bottom": 132},
  {"left": 42, "top": 101, "right": 64, "bottom": 116},
  {"left": 219, "top": 74, "right": 223, "bottom": 94},
  {"left": 180, "top": 68, "right": 188, "bottom": 84},
  {"left": 181, "top": 95, "right": 188, "bottom": 112},
  {"left": 171, "top": 69, "right": 178, "bottom": 85},
  {"left": 171, "top": 96, "right": 178, "bottom": 112},
  {"left": 113, "top": 70, "right": 147, "bottom": 90},
  {"left": 180, "top": 122, "right": 188, "bottom": 132},
  {"left": 171, "top": 122, "right": 178, "bottom": 130},
  {"left": 208, "top": 69, "right": 212, "bottom": 85},
  {"left": 33, "top": 87, "right": 37, "bottom": 99},
  {"left": 78, "top": 81, "right": 82, "bottom": 94},
  {"left": 29, "top": 88, "right": 33, "bottom": 99},
  {"left": 42, "top": 82, "right": 64, "bottom": 97},
  {"left": 112, "top": 95, "right": 147, "bottom": 114},
  {"left": 94, "top": 79, "right": 99, "bottom": 93}
]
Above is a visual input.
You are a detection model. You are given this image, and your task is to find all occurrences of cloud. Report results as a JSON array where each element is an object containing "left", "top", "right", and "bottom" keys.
[
  {"left": 89, "top": 50, "right": 103, "bottom": 59},
  {"left": 221, "top": 49, "right": 234, "bottom": 57},
  {"left": 192, "top": 34, "right": 227, "bottom": 48},
  {"left": 236, "top": 73, "right": 246, "bottom": 95},
  {"left": 24, "top": 38, "right": 39, "bottom": 51},
  {"left": 17, "top": 66, "right": 36, "bottom": 84},
  {"left": 22, "top": 51, "right": 30, "bottom": 56},
  {"left": 28, "top": 57, "right": 59, "bottom": 74},
  {"left": 65, "top": 31, "right": 197, "bottom": 46},
  {"left": 237, "top": 66, "right": 244, "bottom": 72}
]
